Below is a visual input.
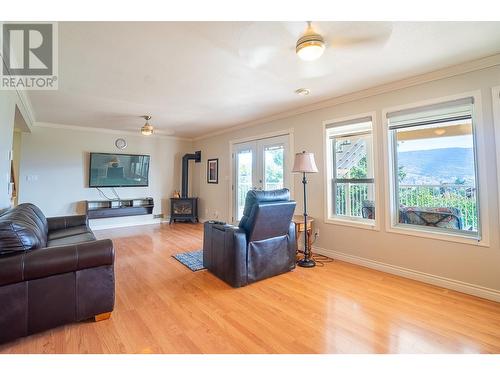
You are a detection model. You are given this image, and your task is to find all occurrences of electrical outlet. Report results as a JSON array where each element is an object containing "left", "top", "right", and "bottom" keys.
[
  {"left": 153, "top": 214, "right": 164, "bottom": 219},
  {"left": 315, "top": 228, "right": 320, "bottom": 237}
]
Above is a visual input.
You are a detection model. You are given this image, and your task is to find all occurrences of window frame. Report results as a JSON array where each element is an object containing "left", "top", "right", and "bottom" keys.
[
  {"left": 492, "top": 85, "right": 500, "bottom": 235},
  {"left": 323, "top": 112, "right": 380, "bottom": 230},
  {"left": 382, "top": 91, "right": 490, "bottom": 247}
]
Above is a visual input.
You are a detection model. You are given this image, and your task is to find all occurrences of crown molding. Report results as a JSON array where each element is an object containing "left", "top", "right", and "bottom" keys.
[
  {"left": 193, "top": 53, "right": 500, "bottom": 142},
  {"left": 33, "top": 122, "right": 192, "bottom": 141},
  {"left": 0, "top": 45, "right": 36, "bottom": 130},
  {"left": 13, "top": 89, "right": 36, "bottom": 130}
]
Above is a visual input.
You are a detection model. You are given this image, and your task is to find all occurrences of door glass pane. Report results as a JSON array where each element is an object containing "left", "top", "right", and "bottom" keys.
[
  {"left": 236, "top": 149, "right": 253, "bottom": 220},
  {"left": 394, "top": 119, "right": 478, "bottom": 233},
  {"left": 264, "top": 145, "right": 284, "bottom": 191}
]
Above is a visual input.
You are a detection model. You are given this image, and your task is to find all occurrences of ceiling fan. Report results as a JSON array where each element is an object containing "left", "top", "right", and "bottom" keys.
[
  {"left": 238, "top": 21, "right": 393, "bottom": 79},
  {"left": 295, "top": 21, "right": 326, "bottom": 61}
]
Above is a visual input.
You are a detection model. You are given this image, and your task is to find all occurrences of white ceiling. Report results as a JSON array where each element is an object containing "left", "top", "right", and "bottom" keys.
[{"left": 28, "top": 22, "right": 500, "bottom": 138}]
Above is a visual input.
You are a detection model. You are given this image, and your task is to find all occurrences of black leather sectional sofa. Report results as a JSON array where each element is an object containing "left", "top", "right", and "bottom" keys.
[{"left": 0, "top": 203, "right": 115, "bottom": 344}]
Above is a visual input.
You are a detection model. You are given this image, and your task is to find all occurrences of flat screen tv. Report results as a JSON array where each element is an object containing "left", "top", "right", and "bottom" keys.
[{"left": 89, "top": 152, "right": 150, "bottom": 188}]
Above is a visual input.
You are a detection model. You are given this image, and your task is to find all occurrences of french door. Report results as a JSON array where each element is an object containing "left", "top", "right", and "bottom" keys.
[{"left": 232, "top": 134, "right": 291, "bottom": 222}]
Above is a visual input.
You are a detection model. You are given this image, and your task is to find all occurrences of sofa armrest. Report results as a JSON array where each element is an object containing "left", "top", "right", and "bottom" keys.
[
  {"left": 0, "top": 239, "right": 114, "bottom": 287},
  {"left": 203, "top": 222, "right": 248, "bottom": 287},
  {"left": 47, "top": 214, "right": 89, "bottom": 231},
  {"left": 287, "top": 221, "right": 297, "bottom": 255}
]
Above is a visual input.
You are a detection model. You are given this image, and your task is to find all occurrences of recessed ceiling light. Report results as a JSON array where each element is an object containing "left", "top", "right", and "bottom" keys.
[{"left": 295, "top": 88, "right": 311, "bottom": 96}]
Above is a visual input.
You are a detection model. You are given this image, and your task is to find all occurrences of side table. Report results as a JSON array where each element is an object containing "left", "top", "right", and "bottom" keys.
[{"left": 292, "top": 215, "right": 314, "bottom": 258}]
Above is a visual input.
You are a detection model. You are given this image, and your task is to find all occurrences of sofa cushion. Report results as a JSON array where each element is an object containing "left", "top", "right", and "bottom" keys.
[
  {"left": 47, "top": 232, "right": 96, "bottom": 247},
  {"left": 48, "top": 225, "right": 92, "bottom": 241},
  {"left": 17, "top": 203, "right": 48, "bottom": 244},
  {"left": 0, "top": 206, "right": 48, "bottom": 255}
]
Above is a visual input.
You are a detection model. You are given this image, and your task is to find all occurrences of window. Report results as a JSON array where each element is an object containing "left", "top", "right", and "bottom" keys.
[
  {"left": 325, "top": 116, "right": 375, "bottom": 224},
  {"left": 387, "top": 97, "right": 480, "bottom": 238}
]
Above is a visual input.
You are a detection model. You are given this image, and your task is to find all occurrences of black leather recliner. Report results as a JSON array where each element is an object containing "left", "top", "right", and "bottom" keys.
[{"left": 203, "top": 189, "right": 296, "bottom": 287}]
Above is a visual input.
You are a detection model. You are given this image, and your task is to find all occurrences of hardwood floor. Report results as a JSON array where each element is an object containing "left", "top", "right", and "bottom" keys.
[{"left": 1, "top": 222, "right": 500, "bottom": 354}]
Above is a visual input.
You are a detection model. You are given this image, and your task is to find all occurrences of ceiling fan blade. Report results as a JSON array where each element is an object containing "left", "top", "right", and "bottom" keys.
[
  {"left": 281, "top": 21, "right": 309, "bottom": 38},
  {"left": 239, "top": 46, "right": 280, "bottom": 69},
  {"left": 329, "top": 34, "right": 391, "bottom": 48},
  {"left": 238, "top": 22, "right": 294, "bottom": 69},
  {"left": 323, "top": 22, "right": 394, "bottom": 49}
]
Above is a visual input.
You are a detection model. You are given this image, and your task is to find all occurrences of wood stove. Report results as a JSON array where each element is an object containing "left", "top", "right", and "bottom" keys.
[
  {"left": 170, "top": 197, "right": 198, "bottom": 223},
  {"left": 169, "top": 151, "right": 201, "bottom": 223}
]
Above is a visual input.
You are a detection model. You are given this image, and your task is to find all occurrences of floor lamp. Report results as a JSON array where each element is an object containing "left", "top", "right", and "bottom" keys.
[{"left": 292, "top": 151, "right": 318, "bottom": 268}]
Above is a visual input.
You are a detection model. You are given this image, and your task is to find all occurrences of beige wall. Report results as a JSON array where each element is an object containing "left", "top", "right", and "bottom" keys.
[
  {"left": 192, "top": 66, "right": 500, "bottom": 292},
  {"left": 10, "top": 64, "right": 500, "bottom": 296},
  {"left": 19, "top": 125, "right": 192, "bottom": 228}
]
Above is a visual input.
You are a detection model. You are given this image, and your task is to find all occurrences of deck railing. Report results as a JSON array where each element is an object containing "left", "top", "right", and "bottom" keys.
[
  {"left": 238, "top": 182, "right": 478, "bottom": 232},
  {"left": 398, "top": 184, "right": 477, "bottom": 231},
  {"left": 335, "top": 183, "right": 477, "bottom": 231}
]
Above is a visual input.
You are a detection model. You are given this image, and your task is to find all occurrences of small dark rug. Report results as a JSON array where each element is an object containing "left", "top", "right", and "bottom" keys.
[{"left": 172, "top": 250, "right": 205, "bottom": 271}]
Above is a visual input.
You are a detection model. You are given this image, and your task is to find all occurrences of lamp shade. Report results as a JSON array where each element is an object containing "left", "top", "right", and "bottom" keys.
[{"left": 292, "top": 151, "right": 318, "bottom": 173}]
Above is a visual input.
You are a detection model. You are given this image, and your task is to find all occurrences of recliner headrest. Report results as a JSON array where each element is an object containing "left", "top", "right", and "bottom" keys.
[{"left": 239, "top": 188, "right": 292, "bottom": 233}]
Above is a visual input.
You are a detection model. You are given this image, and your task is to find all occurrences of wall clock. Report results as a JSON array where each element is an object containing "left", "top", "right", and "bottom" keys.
[{"left": 115, "top": 138, "right": 127, "bottom": 150}]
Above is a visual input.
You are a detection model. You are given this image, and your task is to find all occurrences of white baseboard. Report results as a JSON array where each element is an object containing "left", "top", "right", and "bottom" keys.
[
  {"left": 313, "top": 246, "right": 500, "bottom": 303},
  {"left": 90, "top": 217, "right": 169, "bottom": 231}
]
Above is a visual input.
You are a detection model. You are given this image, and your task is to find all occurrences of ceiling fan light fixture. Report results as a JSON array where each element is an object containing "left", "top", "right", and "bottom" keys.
[
  {"left": 141, "top": 115, "right": 154, "bottom": 136},
  {"left": 296, "top": 22, "right": 326, "bottom": 61}
]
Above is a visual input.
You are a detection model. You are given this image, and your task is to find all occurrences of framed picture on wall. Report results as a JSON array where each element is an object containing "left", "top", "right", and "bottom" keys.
[{"left": 207, "top": 158, "right": 218, "bottom": 184}]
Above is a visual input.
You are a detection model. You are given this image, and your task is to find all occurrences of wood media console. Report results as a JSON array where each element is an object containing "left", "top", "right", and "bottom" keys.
[{"left": 85, "top": 197, "right": 154, "bottom": 219}]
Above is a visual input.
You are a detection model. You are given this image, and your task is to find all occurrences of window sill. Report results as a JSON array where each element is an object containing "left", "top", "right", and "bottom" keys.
[
  {"left": 324, "top": 217, "right": 379, "bottom": 231},
  {"left": 387, "top": 224, "right": 489, "bottom": 247}
]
